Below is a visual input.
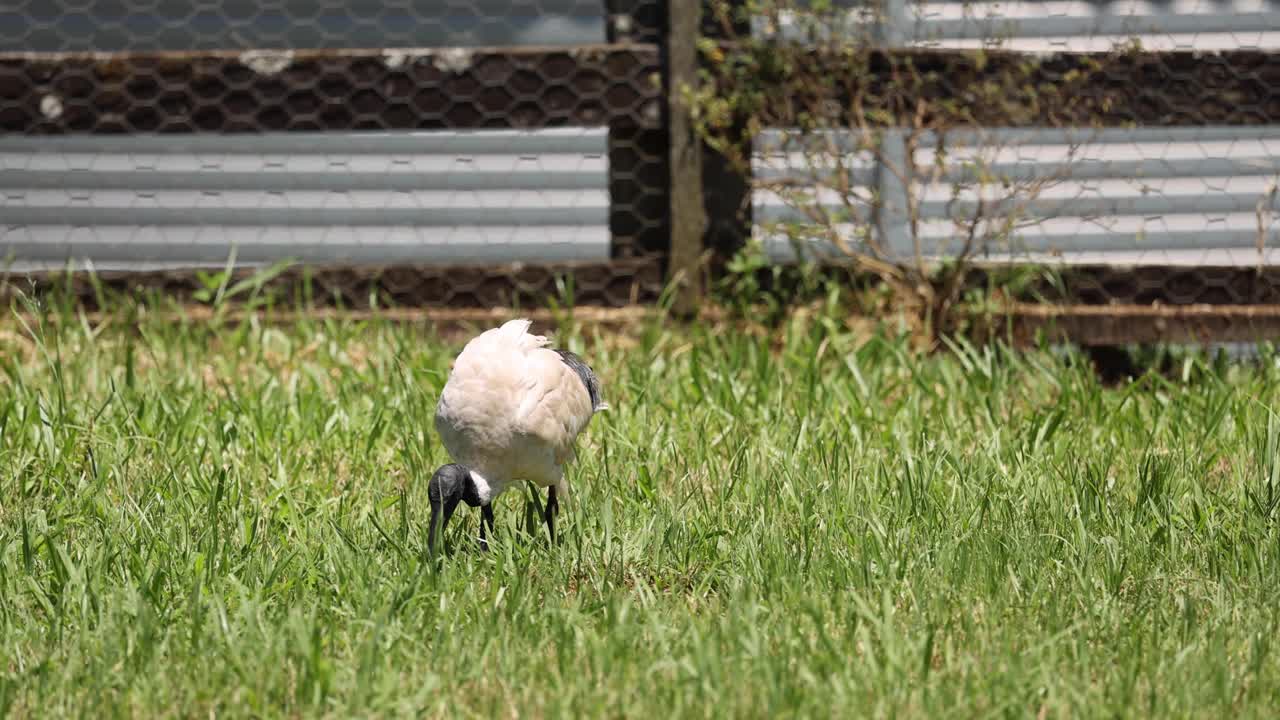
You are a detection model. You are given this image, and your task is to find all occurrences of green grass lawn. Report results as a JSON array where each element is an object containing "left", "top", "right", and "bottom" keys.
[{"left": 2, "top": 305, "right": 1280, "bottom": 717}]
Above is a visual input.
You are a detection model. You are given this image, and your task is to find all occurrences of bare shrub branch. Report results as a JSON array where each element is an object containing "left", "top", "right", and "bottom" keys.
[{"left": 692, "top": 0, "right": 1100, "bottom": 339}]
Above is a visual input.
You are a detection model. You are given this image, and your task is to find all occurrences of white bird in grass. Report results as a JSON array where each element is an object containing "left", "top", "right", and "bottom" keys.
[{"left": 429, "top": 318, "right": 607, "bottom": 552}]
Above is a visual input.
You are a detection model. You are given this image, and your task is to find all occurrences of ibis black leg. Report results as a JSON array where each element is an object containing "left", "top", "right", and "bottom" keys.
[
  {"left": 545, "top": 485, "right": 560, "bottom": 544},
  {"left": 479, "top": 503, "right": 495, "bottom": 551}
]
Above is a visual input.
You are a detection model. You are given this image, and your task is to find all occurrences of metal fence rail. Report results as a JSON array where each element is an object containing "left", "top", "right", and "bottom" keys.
[
  {"left": 907, "top": 0, "right": 1280, "bottom": 52},
  {"left": 759, "top": 0, "right": 1280, "bottom": 50},
  {"left": 1, "top": 1, "right": 610, "bottom": 52},
  {"left": 0, "top": 128, "right": 610, "bottom": 270},
  {"left": 756, "top": 126, "right": 1280, "bottom": 265}
]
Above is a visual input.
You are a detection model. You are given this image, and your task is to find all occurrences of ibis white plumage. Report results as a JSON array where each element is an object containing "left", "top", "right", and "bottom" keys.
[{"left": 428, "top": 318, "right": 607, "bottom": 551}]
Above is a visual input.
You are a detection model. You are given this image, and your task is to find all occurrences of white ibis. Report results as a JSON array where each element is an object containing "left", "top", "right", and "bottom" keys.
[{"left": 429, "top": 318, "right": 607, "bottom": 552}]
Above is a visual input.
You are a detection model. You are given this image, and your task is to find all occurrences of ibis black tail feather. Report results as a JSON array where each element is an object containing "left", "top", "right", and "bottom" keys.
[{"left": 553, "top": 348, "right": 607, "bottom": 412}]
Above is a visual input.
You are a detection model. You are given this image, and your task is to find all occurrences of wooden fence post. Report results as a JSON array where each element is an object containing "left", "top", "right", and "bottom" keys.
[{"left": 668, "top": 0, "right": 707, "bottom": 316}]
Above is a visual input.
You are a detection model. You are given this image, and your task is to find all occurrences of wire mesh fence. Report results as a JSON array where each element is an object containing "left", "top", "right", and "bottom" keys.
[
  {"left": 1, "top": 1, "right": 1279, "bottom": 343},
  {"left": 0, "top": 1, "right": 668, "bottom": 307},
  {"left": 696, "top": 0, "right": 1280, "bottom": 342}
]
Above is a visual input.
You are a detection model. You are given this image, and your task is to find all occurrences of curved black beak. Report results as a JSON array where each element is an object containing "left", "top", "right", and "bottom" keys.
[{"left": 428, "top": 495, "right": 460, "bottom": 555}]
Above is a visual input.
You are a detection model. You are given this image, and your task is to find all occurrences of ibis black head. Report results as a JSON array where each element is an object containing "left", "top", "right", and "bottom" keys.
[{"left": 427, "top": 463, "right": 484, "bottom": 553}]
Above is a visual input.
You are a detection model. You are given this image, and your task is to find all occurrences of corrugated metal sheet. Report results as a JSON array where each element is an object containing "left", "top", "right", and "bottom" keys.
[
  {"left": 3, "top": 1, "right": 607, "bottom": 53},
  {"left": 908, "top": 0, "right": 1280, "bottom": 52},
  {"left": 760, "top": 0, "right": 1280, "bottom": 50},
  {"left": 754, "top": 2, "right": 1280, "bottom": 266},
  {"left": 755, "top": 126, "right": 1280, "bottom": 266},
  {"left": 0, "top": 128, "right": 610, "bottom": 271}
]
